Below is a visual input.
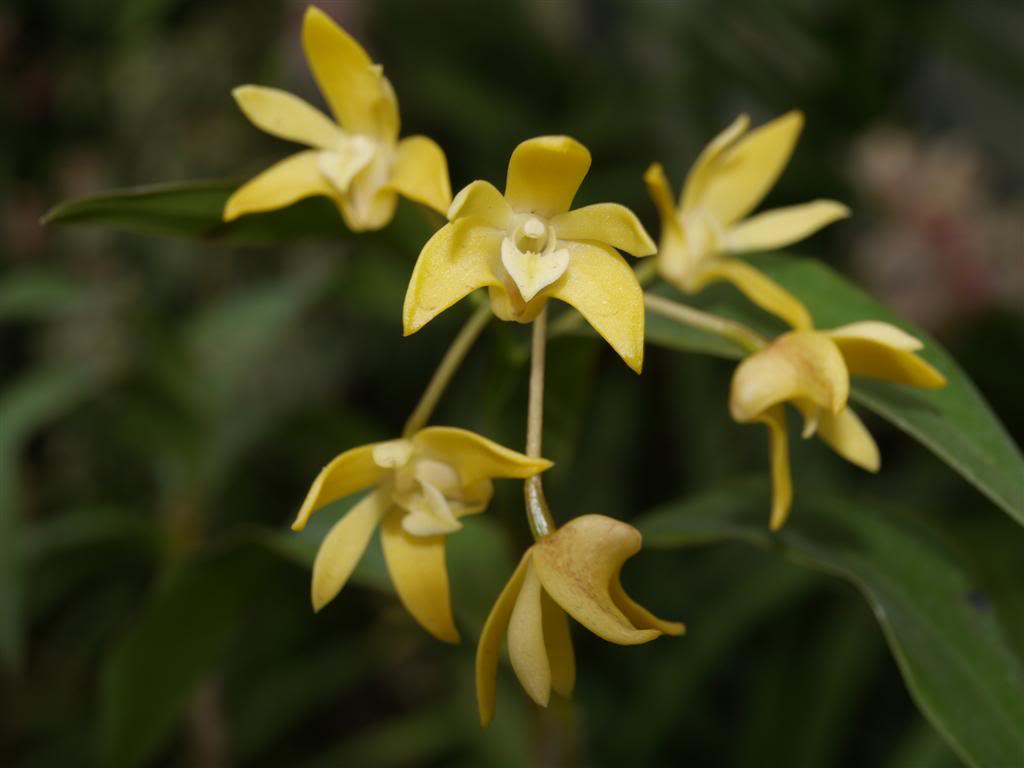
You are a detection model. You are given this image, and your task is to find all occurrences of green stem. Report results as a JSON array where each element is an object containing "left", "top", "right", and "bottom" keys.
[
  {"left": 525, "top": 307, "right": 555, "bottom": 539},
  {"left": 644, "top": 292, "right": 767, "bottom": 353},
  {"left": 402, "top": 304, "right": 491, "bottom": 437}
]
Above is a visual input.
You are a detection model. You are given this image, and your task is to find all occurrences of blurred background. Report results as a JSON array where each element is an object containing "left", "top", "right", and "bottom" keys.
[{"left": 2, "top": 0, "right": 1022, "bottom": 766}]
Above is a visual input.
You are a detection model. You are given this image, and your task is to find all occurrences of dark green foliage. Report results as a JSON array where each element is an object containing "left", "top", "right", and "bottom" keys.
[{"left": 4, "top": 0, "right": 1022, "bottom": 766}]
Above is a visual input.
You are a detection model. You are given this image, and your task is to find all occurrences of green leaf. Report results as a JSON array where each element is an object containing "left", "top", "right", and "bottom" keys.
[
  {"left": 638, "top": 479, "right": 1024, "bottom": 768},
  {"left": 643, "top": 255, "right": 1024, "bottom": 526},
  {"left": 43, "top": 179, "right": 350, "bottom": 243},
  {"left": 99, "top": 543, "right": 281, "bottom": 768},
  {"left": 43, "top": 178, "right": 438, "bottom": 247}
]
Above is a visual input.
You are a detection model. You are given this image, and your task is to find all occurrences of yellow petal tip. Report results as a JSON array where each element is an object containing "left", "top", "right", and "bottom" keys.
[
  {"left": 222, "top": 195, "right": 245, "bottom": 223},
  {"left": 656, "top": 620, "right": 686, "bottom": 637},
  {"left": 434, "top": 627, "right": 461, "bottom": 644},
  {"left": 303, "top": 4, "right": 328, "bottom": 24},
  {"left": 782, "top": 109, "right": 805, "bottom": 131},
  {"left": 231, "top": 84, "right": 255, "bottom": 102},
  {"left": 643, "top": 162, "right": 665, "bottom": 183}
]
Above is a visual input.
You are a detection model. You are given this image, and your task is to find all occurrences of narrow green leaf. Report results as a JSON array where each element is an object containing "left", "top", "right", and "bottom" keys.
[
  {"left": 643, "top": 255, "right": 1024, "bottom": 526},
  {"left": 43, "top": 179, "right": 349, "bottom": 243},
  {"left": 43, "top": 178, "right": 437, "bottom": 246},
  {"left": 638, "top": 479, "right": 1024, "bottom": 768}
]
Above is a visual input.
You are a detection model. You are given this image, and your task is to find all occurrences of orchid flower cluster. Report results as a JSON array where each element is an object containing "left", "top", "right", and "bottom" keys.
[{"left": 229, "top": 8, "right": 946, "bottom": 725}]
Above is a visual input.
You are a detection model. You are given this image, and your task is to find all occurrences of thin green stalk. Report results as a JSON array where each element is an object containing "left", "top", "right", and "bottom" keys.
[
  {"left": 525, "top": 307, "right": 555, "bottom": 539},
  {"left": 644, "top": 292, "right": 767, "bottom": 353},
  {"left": 402, "top": 304, "right": 491, "bottom": 437}
]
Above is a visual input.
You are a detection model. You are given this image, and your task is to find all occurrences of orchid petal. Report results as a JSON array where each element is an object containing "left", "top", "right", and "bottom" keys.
[
  {"left": 231, "top": 85, "right": 343, "bottom": 149},
  {"left": 760, "top": 405, "right": 793, "bottom": 531},
  {"left": 501, "top": 239, "right": 570, "bottom": 304},
  {"left": 730, "top": 331, "right": 849, "bottom": 422},
  {"left": 508, "top": 562, "right": 551, "bottom": 707},
  {"left": 505, "top": 136, "right": 591, "bottom": 218},
  {"left": 403, "top": 218, "right": 502, "bottom": 334},
  {"left": 292, "top": 441, "right": 390, "bottom": 531},
  {"left": 224, "top": 151, "right": 334, "bottom": 222},
  {"left": 693, "top": 258, "right": 813, "bottom": 331},
  {"left": 610, "top": 575, "right": 685, "bottom": 636},
  {"left": 542, "top": 591, "right": 575, "bottom": 697},
  {"left": 310, "top": 492, "right": 387, "bottom": 611},
  {"left": 811, "top": 405, "right": 881, "bottom": 472},
  {"left": 550, "top": 241, "right": 645, "bottom": 373},
  {"left": 477, "top": 553, "right": 531, "bottom": 727},
  {"left": 387, "top": 135, "right": 452, "bottom": 215},
  {"left": 381, "top": 512, "right": 459, "bottom": 643},
  {"left": 726, "top": 200, "right": 850, "bottom": 252},
  {"left": 337, "top": 174, "right": 398, "bottom": 232},
  {"left": 532, "top": 515, "right": 661, "bottom": 645},
  {"left": 449, "top": 180, "right": 513, "bottom": 229},
  {"left": 397, "top": 481, "right": 463, "bottom": 537},
  {"left": 701, "top": 111, "right": 804, "bottom": 225},
  {"left": 644, "top": 163, "right": 693, "bottom": 288},
  {"left": 827, "top": 322, "right": 946, "bottom": 389},
  {"left": 680, "top": 114, "right": 750, "bottom": 213},
  {"left": 551, "top": 203, "right": 656, "bottom": 257},
  {"left": 317, "top": 141, "right": 375, "bottom": 194},
  {"left": 302, "top": 7, "right": 398, "bottom": 142},
  {"left": 486, "top": 283, "right": 547, "bottom": 324},
  {"left": 413, "top": 427, "right": 552, "bottom": 486}
]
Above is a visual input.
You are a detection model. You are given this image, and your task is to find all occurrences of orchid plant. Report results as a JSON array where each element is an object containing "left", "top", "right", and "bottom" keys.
[
  {"left": 41, "top": 5, "right": 1024, "bottom": 765},
  {"left": 219, "top": 7, "right": 947, "bottom": 723}
]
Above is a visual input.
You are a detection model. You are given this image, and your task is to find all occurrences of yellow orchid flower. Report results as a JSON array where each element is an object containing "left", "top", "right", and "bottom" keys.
[
  {"left": 292, "top": 426, "right": 552, "bottom": 642},
  {"left": 223, "top": 7, "right": 451, "bottom": 232},
  {"left": 645, "top": 111, "right": 849, "bottom": 330},
  {"left": 403, "top": 136, "right": 657, "bottom": 373},
  {"left": 476, "top": 514, "right": 683, "bottom": 726},
  {"left": 730, "top": 321, "right": 947, "bottom": 530}
]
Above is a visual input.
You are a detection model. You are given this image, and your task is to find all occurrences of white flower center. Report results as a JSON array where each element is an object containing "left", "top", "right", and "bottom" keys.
[
  {"left": 372, "top": 447, "right": 468, "bottom": 538},
  {"left": 317, "top": 134, "right": 376, "bottom": 195},
  {"left": 681, "top": 206, "right": 725, "bottom": 266},
  {"left": 500, "top": 215, "right": 570, "bottom": 304}
]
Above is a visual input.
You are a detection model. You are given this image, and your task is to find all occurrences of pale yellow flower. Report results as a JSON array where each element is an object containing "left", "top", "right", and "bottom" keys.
[
  {"left": 476, "top": 514, "right": 683, "bottom": 726},
  {"left": 403, "top": 136, "right": 656, "bottom": 372},
  {"left": 293, "top": 427, "right": 551, "bottom": 642},
  {"left": 730, "top": 321, "right": 947, "bottom": 529},
  {"left": 645, "top": 112, "right": 849, "bottom": 330},
  {"left": 224, "top": 7, "right": 451, "bottom": 231}
]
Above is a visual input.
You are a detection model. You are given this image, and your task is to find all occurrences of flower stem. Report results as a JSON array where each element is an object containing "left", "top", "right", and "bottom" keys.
[
  {"left": 644, "top": 292, "right": 767, "bottom": 353},
  {"left": 402, "top": 304, "right": 491, "bottom": 437},
  {"left": 525, "top": 307, "right": 555, "bottom": 539}
]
